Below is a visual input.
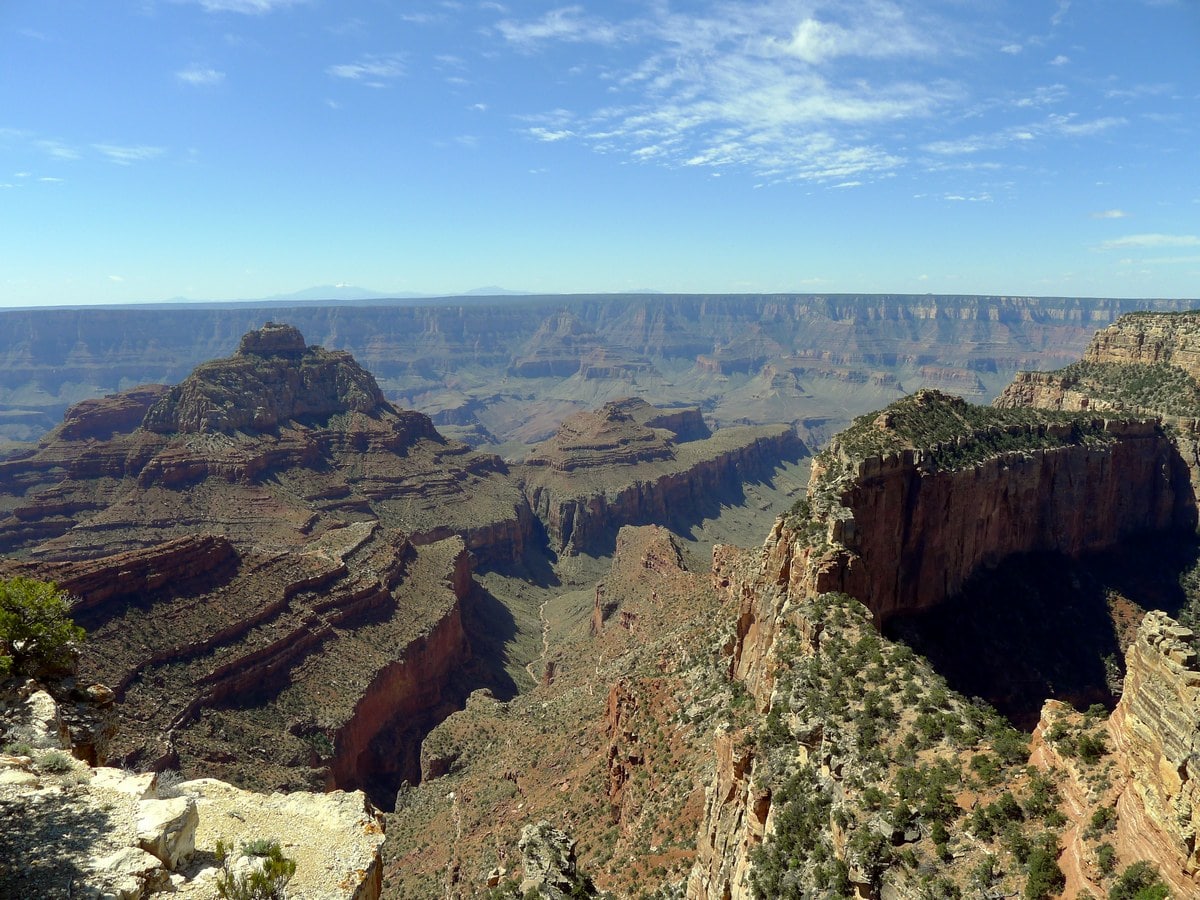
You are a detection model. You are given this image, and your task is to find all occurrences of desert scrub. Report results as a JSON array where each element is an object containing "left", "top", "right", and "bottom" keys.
[
  {"left": 215, "top": 839, "right": 297, "bottom": 900},
  {"left": 1052, "top": 360, "right": 1200, "bottom": 417},
  {"left": 826, "top": 390, "right": 1119, "bottom": 475}
]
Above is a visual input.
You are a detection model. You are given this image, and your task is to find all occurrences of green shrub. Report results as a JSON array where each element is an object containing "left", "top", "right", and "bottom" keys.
[
  {"left": 0, "top": 577, "right": 84, "bottom": 677},
  {"left": 216, "top": 839, "right": 296, "bottom": 900},
  {"left": 1024, "top": 838, "right": 1065, "bottom": 899},
  {"left": 36, "top": 750, "right": 75, "bottom": 773},
  {"left": 1108, "top": 860, "right": 1169, "bottom": 900}
]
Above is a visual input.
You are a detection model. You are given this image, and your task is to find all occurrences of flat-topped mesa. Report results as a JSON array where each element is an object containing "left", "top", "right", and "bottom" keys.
[
  {"left": 142, "top": 323, "right": 395, "bottom": 435},
  {"left": 523, "top": 398, "right": 681, "bottom": 472},
  {"left": 795, "top": 390, "right": 1194, "bottom": 624}
]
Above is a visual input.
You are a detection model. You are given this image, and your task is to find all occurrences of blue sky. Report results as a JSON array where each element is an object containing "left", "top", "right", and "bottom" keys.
[{"left": 1, "top": 0, "right": 1198, "bottom": 306}]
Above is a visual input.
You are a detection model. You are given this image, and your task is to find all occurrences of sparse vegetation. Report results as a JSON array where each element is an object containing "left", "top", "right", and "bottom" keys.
[
  {"left": 827, "top": 390, "right": 1120, "bottom": 474},
  {"left": 215, "top": 839, "right": 297, "bottom": 900},
  {"left": 1052, "top": 360, "right": 1200, "bottom": 417}
]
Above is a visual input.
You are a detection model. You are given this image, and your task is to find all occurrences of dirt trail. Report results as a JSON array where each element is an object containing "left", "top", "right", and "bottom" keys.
[{"left": 524, "top": 599, "right": 551, "bottom": 685}]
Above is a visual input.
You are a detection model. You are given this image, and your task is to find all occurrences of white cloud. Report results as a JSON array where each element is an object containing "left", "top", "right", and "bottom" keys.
[
  {"left": 14, "top": 172, "right": 30, "bottom": 178},
  {"left": 177, "top": 67, "right": 226, "bottom": 86},
  {"left": 1000, "top": 43, "right": 1022, "bottom": 55},
  {"left": 326, "top": 54, "right": 404, "bottom": 81},
  {"left": 37, "top": 139, "right": 80, "bottom": 161},
  {"left": 93, "top": 144, "right": 165, "bottom": 165},
  {"left": 470, "top": 103, "right": 488, "bottom": 112},
  {"left": 1100, "top": 234, "right": 1200, "bottom": 250},
  {"left": 1089, "top": 209, "right": 1128, "bottom": 219},
  {"left": 528, "top": 127, "right": 574, "bottom": 142},
  {"left": 108, "top": 275, "right": 124, "bottom": 282},
  {"left": 774, "top": 8, "right": 933, "bottom": 65},
  {"left": 38, "top": 176, "right": 64, "bottom": 183},
  {"left": 1049, "top": 54, "right": 1070, "bottom": 66},
  {"left": 185, "top": 0, "right": 302, "bottom": 13},
  {"left": 497, "top": 6, "right": 620, "bottom": 48}
]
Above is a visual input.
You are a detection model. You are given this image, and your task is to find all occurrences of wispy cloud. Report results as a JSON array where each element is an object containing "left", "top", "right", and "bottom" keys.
[
  {"left": 93, "top": 144, "right": 165, "bottom": 165},
  {"left": 1049, "top": 54, "right": 1070, "bottom": 66},
  {"left": 504, "top": 2, "right": 957, "bottom": 183},
  {"left": 176, "top": 66, "right": 226, "bottom": 86},
  {"left": 1100, "top": 233, "right": 1200, "bottom": 250},
  {"left": 326, "top": 54, "right": 404, "bottom": 83},
  {"left": 497, "top": 6, "right": 621, "bottom": 48},
  {"left": 185, "top": 0, "right": 303, "bottom": 13},
  {"left": 1090, "top": 209, "right": 1128, "bottom": 219},
  {"left": 37, "top": 139, "right": 80, "bottom": 161}
]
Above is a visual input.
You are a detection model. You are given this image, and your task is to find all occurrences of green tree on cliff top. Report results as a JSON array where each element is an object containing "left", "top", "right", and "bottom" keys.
[{"left": 0, "top": 576, "right": 84, "bottom": 677}]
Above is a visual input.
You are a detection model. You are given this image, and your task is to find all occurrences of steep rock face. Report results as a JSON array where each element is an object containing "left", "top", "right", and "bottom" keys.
[
  {"left": 1083, "top": 311, "right": 1200, "bottom": 378},
  {"left": 0, "top": 327, "right": 533, "bottom": 809},
  {"left": 1108, "top": 611, "right": 1200, "bottom": 895},
  {"left": 523, "top": 420, "right": 803, "bottom": 555},
  {"left": 799, "top": 394, "right": 1194, "bottom": 624}
]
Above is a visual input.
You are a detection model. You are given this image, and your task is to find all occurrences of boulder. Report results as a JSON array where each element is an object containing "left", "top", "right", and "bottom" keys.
[
  {"left": 86, "top": 846, "right": 167, "bottom": 900},
  {"left": 135, "top": 796, "right": 198, "bottom": 870}
]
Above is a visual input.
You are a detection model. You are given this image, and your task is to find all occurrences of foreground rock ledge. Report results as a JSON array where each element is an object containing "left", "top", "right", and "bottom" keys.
[{"left": 0, "top": 762, "right": 385, "bottom": 900}]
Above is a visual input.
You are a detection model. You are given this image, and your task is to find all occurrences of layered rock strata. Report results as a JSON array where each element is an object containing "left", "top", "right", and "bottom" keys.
[
  {"left": 801, "top": 392, "right": 1194, "bottom": 624},
  {"left": 1108, "top": 611, "right": 1200, "bottom": 895},
  {"left": 521, "top": 399, "right": 803, "bottom": 554},
  {"left": 2, "top": 294, "right": 1189, "bottom": 446}
]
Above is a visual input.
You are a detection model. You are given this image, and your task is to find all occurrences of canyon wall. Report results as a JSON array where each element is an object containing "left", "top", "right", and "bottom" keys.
[
  {"left": 810, "top": 419, "right": 1194, "bottom": 624},
  {"left": 1108, "top": 611, "right": 1200, "bottom": 895},
  {"left": 525, "top": 425, "right": 803, "bottom": 555},
  {"left": 687, "top": 395, "right": 1200, "bottom": 898},
  {"left": 1, "top": 295, "right": 1190, "bottom": 445}
]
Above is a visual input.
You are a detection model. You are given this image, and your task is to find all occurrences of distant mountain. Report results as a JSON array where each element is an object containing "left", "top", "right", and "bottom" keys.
[
  {"left": 268, "top": 284, "right": 423, "bottom": 302},
  {"left": 462, "top": 285, "right": 532, "bottom": 296}
]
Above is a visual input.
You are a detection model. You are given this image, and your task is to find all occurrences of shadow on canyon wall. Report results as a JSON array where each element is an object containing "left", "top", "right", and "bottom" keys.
[{"left": 884, "top": 530, "right": 1200, "bottom": 731}]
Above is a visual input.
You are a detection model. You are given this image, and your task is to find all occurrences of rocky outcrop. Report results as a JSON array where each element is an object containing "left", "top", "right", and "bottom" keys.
[
  {"left": 1083, "top": 311, "right": 1200, "bottom": 378},
  {"left": 518, "top": 821, "right": 595, "bottom": 898},
  {"left": 687, "top": 725, "right": 767, "bottom": 900},
  {"left": 1108, "top": 611, "right": 1200, "bottom": 895},
  {"left": 0, "top": 685, "right": 385, "bottom": 900},
  {"left": 143, "top": 323, "right": 391, "bottom": 435},
  {"left": 522, "top": 403, "right": 803, "bottom": 554},
  {"left": 0, "top": 325, "right": 535, "bottom": 565},
  {"left": 800, "top": 394, "right": 1195, "bottom": 624}
]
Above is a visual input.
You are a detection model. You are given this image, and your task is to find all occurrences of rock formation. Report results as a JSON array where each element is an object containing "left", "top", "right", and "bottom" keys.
[
  {"left": 0, "top": 672, "right": 385, "bottom": 900},
  {"left": 1, "top": 294, "right": 1188, "bottom": 447},
  {"left": 789, "top": 390, "right": 1195, "bottom": 625},
  {"left": 521, "top": 398, "right": 804, "bottom": 554},
  {"left": 1107, "top": 612, "right": 1200, "bottom": 894},
  {"left": 0, "top": 325, "right": 536, "bottom": 807}
]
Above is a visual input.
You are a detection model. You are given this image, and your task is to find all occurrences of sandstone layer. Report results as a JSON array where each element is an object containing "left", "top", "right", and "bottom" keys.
[
  {"left": 1, "top": 294, "right": 1188, "bottom": 447},
  {"left": 521, "top": 399, "right": 804, "bottom": 555},
  {"left": 799, "top": 391, "right": 1195, "bottom": 624}
]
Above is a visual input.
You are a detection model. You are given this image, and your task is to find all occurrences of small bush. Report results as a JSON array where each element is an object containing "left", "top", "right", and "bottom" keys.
[
  {"left": 216, "top": 839, "right": 296, "bottom": 900},
  {"left": 1024, "top": 838, "right": 1065, "bottom": 899},
  {"left": 36, "top": 750, "right": 75, "bottom": 773}
]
